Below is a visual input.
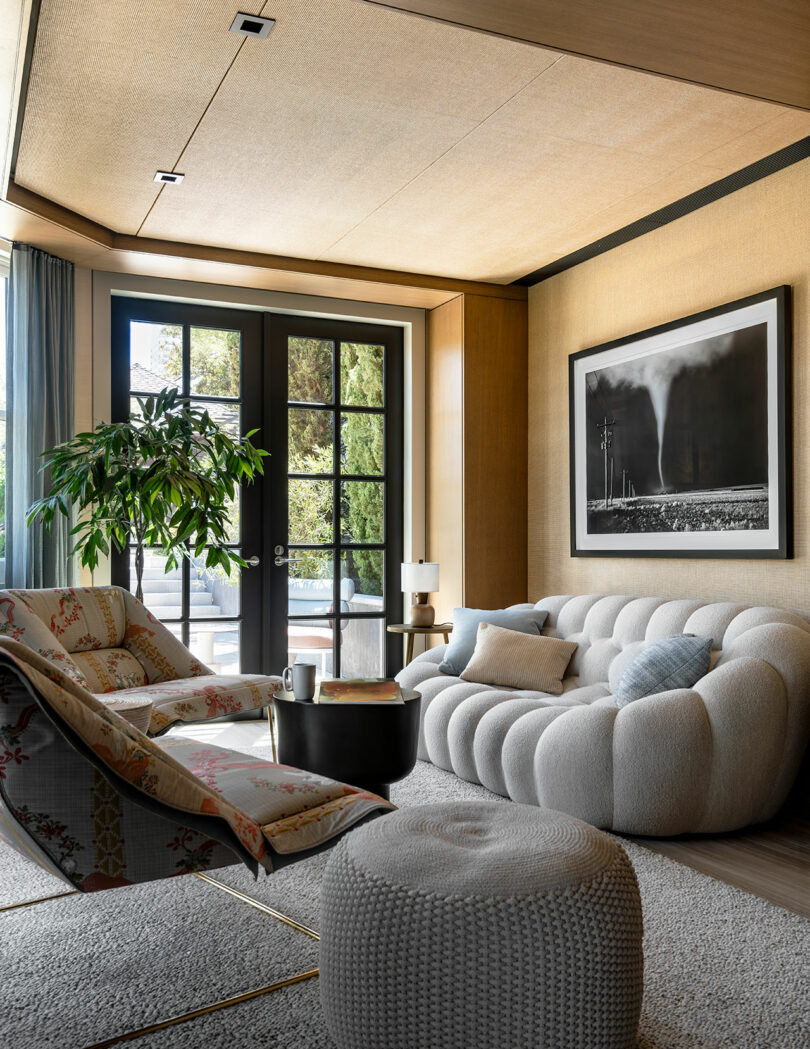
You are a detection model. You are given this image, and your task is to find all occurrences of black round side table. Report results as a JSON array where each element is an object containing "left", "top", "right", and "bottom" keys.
[{"left": 273, "top": 688, "right": 421, "bottom": 800}]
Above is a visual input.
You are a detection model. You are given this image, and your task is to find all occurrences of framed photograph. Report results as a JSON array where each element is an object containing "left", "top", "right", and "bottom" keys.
[{"left": 569, "top": 286, "right": 791, "bottom": 558}]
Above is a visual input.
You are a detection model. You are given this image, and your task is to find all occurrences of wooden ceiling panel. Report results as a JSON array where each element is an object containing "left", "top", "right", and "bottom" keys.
[{"left": 15, "top": 0, "right": 246, "bottom": 232}]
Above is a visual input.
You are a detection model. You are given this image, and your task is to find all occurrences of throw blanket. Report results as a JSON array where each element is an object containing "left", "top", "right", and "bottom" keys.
[{"left": 0, "top": 637, "right": 393, "bottom": 873}]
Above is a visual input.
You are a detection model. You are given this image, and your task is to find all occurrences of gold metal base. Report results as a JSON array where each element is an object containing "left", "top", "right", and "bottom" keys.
[
  {"left": 83, "top": 969, "right": 320, "bottom": 1049},
  {"left": 193, "top": 871, "right": 319, "bottom": 940},
  {"left": 267, "top": 703, "right": 278, "bottom": 762},
  {"left": 0, "top": 889, "right": 79, "bottom": 913},
  {"left": 84, "top": 870, "right": 319, "bottom": 1048}
]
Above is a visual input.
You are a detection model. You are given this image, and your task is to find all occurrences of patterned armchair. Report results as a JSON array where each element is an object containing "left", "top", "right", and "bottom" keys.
[
  {"left": 0, "top": 586, "right": 281, "bottom": 735},
  {"left": 0, "top": 638, "right": 393, "bottom": 891}
]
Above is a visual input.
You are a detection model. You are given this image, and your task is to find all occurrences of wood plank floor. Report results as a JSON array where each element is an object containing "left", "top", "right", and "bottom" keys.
[{"left": 624, "top": 813, "right": 810, "bottom": 917}]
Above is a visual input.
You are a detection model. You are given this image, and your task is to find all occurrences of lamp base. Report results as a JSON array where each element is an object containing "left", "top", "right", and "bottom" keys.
[{"left": 409, "top": 594, "right": 435, "bottom": 627}]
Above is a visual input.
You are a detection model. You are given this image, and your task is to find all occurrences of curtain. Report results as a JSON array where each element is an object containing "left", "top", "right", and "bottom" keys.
[{"left": 5, "top": 243, "right": 76, "bottom": 588}]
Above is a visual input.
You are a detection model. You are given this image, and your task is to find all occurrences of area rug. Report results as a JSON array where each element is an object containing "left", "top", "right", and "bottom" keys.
[{"left": 2, "top": 750, "right": 809, "bottom": 1049}]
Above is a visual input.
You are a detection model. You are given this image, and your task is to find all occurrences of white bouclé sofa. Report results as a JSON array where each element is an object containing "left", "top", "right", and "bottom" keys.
[{"left": 396, "top": 595, "right": 810, "bottom": 836}]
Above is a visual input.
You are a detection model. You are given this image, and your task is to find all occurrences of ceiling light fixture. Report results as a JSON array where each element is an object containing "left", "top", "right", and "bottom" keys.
[
  {"left": 153, "top": 171, "right": 184, "bottom": 185},
  {"left": 229, "top": 12, "right": 276, "bottom": 38}
]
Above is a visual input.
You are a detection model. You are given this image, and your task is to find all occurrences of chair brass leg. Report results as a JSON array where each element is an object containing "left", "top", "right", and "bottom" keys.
[
  {"left": 83, "top": 969, "right": 320, "bottom": 1048},
  {"left": 85, "top": 873, "right": 321, "bottom": 1046},
  {"left": 267, "top": 703, "right": 278, "bottom": 762},
  {"left": 193, "top": 871, "right": 319, "bottom": 939},
  {"left": 0, "top": 889, "right": 79, "bottom": 912}
]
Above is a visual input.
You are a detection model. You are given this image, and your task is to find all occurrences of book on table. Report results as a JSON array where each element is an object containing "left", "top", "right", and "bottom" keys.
[{"left": 317, "top": 679, "right": 404, "bottom": 704}]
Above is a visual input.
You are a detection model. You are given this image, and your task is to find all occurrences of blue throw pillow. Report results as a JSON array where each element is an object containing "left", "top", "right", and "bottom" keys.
[
  {"left": 615, "top": 634, "right": 712, "bottom": 708},
  {"left": 439, "top": 607, "right": 548, "bottom": 677}
]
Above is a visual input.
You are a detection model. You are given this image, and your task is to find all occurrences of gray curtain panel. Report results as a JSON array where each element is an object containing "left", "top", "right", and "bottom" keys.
[{"left": 5, "top": 243, "right": 76, "bottom": 588}]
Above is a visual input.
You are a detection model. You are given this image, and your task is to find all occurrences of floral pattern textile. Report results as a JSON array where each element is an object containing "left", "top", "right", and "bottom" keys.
[
  {"left": 112, "top": 675, "right": 281, "bottom": 734},
  {"left": 73, "top": 648, "right": 149, "bottom": 693},
  {"left": 0, "top": 636, "right": 394, "bottom": 886},
  {"left": 161, "top": 738, "right": 392, "bottom": 854},
  {"left": 0, "top": 586, "right": 277, "bottom": 733}
]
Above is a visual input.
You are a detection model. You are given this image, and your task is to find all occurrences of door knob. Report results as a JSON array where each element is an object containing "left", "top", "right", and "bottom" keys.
[{"left": 246, "top": 555, "right": 260, "bottom": 567}]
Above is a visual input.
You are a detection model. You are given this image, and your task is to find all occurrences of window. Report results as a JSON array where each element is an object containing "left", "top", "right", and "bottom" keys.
[{"left": 0, "top": 249, "right": 8, "bottom": 587}]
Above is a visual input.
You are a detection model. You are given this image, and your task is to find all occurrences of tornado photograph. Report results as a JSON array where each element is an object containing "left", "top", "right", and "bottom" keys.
[{"left": 584, "top": 323, "right": 769, "bottom": 535}]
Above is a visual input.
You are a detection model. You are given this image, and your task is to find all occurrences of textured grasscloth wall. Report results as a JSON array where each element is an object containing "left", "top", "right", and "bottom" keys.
[{"left": 528, "top": 158, "right": 810, "bottom": 611}]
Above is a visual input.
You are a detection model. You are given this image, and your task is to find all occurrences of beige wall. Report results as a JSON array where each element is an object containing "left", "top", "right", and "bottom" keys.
[{"left": 528, "top": 158, "right": 810, "bottom": 611}]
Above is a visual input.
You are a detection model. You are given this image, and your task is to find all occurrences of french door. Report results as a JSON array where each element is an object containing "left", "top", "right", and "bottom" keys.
[
  {"left": 264, "top": 315, "right": 403, "bottom": 679},
  {"left": 111, "top": 298, "right": 403, "bottom": 680}
]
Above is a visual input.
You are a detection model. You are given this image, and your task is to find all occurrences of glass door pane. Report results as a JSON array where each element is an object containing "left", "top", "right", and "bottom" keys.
[
  {"left": 111, "top": 298, "right": 263, "bottom": 674},
  {"left": 267, "top": 316, "right": 403, "bottom": 682}
]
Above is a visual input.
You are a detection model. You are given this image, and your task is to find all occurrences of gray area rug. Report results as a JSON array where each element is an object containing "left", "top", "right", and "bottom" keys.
[{"left": 2, "top": 749, "right": 809, "bottom": 1049}]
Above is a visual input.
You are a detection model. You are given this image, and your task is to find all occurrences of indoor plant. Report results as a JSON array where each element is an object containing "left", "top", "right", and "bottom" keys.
[{"left": 27, "top": 388, "right": 267, "bottom": 600}]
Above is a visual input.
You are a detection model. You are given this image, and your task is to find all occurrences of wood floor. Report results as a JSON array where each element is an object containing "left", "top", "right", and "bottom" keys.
[{"left": 625, "top": 812, "right": 810, "bottom": 918}]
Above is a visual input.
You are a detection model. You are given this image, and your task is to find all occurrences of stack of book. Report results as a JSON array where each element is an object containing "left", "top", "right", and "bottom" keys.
[{"left": 317, "top": 679, "right": 404, "bottom": 704}]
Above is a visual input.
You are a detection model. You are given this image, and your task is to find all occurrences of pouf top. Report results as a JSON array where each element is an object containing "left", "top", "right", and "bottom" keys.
[{"left": 345, "top": 801, "right": 622, "bottom": 897}]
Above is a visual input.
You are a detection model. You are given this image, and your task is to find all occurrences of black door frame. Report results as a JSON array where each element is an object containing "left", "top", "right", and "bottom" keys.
[
  {"left": 265, "top": 313, "right": 404, "bottom": 679},
  {"left": 110, "top": 296, "right": 264, "bottom": 671},
  {"left": 110, "top": 298, "right": 405, "bottom": 679}
]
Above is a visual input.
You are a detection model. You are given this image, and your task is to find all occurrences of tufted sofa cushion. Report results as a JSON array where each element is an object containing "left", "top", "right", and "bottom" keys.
[{"left": 396, "top": 595, "right": 810, "bottom": 836}]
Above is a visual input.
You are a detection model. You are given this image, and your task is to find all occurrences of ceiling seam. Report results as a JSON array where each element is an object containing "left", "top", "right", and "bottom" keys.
[
  {"left": 136, "top": 4, "right": 272, "bottom": 237},
  {"left": 315, "top": 53, "right": 567, "bottom": 259}
]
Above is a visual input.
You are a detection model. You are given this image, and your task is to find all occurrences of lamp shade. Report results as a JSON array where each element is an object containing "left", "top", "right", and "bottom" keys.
[{"left": 401, "top": 561, "right": 439, "bottom": 594}]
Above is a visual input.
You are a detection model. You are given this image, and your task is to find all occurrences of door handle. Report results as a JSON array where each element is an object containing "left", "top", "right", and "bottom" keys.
[
  {"left": 274, "top": 555, "right": 303, "bottom": 567},
  {"left": 246, "top": 555, "right": 261, "bottom": 567}
]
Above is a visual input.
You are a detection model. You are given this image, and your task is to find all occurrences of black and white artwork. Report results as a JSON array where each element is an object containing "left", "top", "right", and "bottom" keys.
[{"left": 569, "top": 287, "right": 790, "bottom": 558}]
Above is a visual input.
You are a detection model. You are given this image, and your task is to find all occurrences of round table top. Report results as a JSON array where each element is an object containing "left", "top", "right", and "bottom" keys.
[
  {"left": 274, "top": 687, "right": 421, "bottom": 704},
  {"left": 387, "top": 623, "right": 452, "bottom": 634}
]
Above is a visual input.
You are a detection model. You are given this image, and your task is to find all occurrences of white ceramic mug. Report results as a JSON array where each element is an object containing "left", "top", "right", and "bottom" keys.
[{"left": 282, "top": 662, "right": 317, "bottom": 702}]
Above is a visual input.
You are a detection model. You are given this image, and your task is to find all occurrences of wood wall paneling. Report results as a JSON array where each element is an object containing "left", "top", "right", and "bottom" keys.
[
  {"left": 427, "top": 296, "right": 465, "bottom": 622},
  {"left": 463, "top": 294, "right": 528, "bottom": 607},
  {"left": 427, "top": 293, "right": 528, "bottom": 624},
  {"left": 362, "top": 1, "right": 810, "bottom": 110}
]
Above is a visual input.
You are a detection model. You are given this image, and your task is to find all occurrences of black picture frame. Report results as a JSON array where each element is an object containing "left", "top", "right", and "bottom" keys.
[{"left": 569, "top": 286, "right": 791, "bottom": 559}]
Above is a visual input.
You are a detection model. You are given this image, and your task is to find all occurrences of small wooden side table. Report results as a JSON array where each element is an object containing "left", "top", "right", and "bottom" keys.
[{"left": 387, "top": 623, "right": 452, "bottom": 665}]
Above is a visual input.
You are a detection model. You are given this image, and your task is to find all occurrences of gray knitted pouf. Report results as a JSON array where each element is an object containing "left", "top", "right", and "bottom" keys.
[{"left": 320, "top": 801, "right": 643, "bottom": 1049}]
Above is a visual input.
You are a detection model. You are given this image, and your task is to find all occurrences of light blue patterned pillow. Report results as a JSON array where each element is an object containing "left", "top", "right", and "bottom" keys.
[
  {"left": 439, "top": 607, "right": 548, "bottom": 677},
  {"left": 614, "top": 634, "right": 712, "bottom": 708}
]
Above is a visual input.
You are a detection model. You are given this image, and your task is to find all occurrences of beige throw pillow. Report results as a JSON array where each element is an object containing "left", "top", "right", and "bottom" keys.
[{"left": 460, "top": 623, "right": 577, "bottom": 694}]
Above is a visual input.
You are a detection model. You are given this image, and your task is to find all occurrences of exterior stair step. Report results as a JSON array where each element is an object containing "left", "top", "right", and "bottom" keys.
[
  {"left": 140, "top": 567, "right": 183, "bottom": 581},
  {"left": 143, "top": 591, "right": 214, "bottom": 607},
  {"left": 139, "top": 579, "right": 184, "bottom": 594},
  {"left": 145, "top": 605, "right": 223, "bottom": 619}
]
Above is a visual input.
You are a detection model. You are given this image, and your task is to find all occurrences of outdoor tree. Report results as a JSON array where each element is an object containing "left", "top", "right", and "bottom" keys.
[{"left": 341, "top": 342, "right": 384, "bottom": 595}]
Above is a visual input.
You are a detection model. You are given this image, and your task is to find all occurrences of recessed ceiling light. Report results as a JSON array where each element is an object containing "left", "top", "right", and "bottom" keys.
[
  {"left": 229, "top": 12, "right": 276, "bottom": 38},
  {"left": 154, "top": 171, "right": 184, "bottom": 185}
]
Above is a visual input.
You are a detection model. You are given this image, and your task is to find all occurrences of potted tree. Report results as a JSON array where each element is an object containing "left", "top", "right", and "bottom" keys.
[{"left": 27, "top": 388, "right": 267, "bottom": 601}]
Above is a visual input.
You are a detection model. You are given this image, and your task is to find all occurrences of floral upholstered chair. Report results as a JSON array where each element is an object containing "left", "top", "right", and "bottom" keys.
[
  {"left": 0, "top": 637, "right": 393, "bottom": 890},
  {"left": 0, "top": 586, "right": 280, "bottom": 736}
]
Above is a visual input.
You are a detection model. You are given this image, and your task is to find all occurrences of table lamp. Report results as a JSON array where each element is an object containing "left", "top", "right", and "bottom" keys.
[{"left": 401, "top": 560, "right": 440, "bottom": 627}]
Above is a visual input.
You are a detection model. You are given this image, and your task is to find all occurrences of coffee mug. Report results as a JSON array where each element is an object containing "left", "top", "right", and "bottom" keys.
[{"left": 282, "top": 662, "right": 316, "bottom": 702}]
